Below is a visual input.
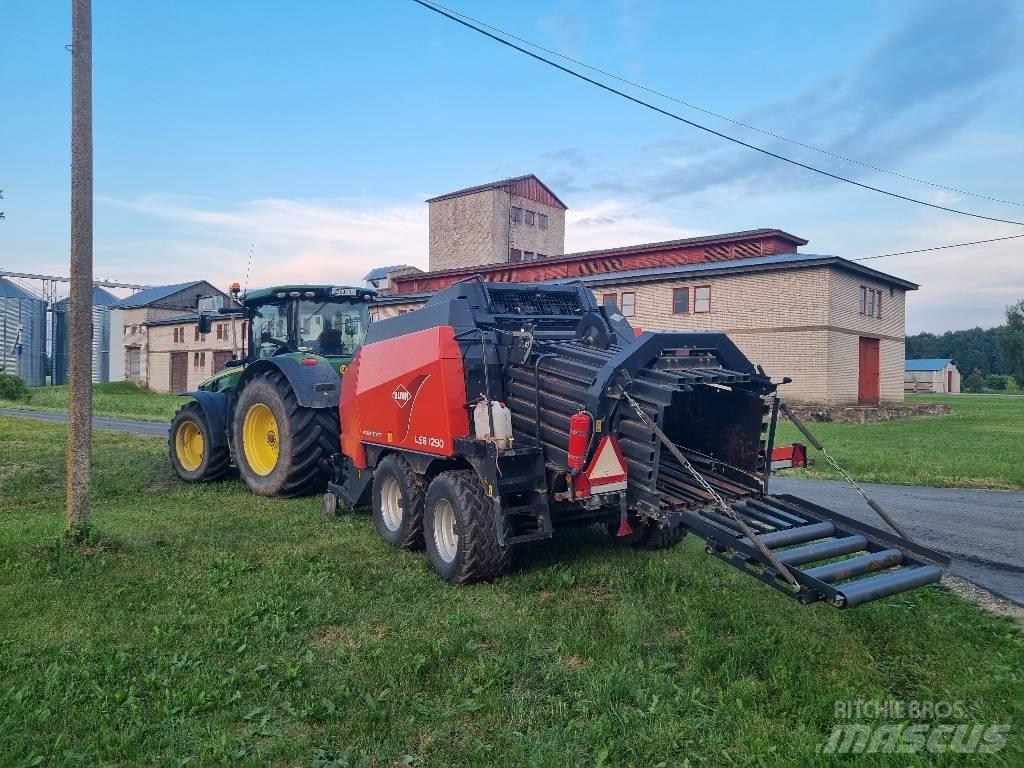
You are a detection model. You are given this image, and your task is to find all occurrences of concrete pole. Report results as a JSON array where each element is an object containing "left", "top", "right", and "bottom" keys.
[{"left": 67, "top": 0, "right": 93, "bottom": 532}]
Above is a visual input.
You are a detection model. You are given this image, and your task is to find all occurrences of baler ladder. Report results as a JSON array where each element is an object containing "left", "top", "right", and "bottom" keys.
[{"left": 686, "top": 494, "right": 949, "bottom": 608}]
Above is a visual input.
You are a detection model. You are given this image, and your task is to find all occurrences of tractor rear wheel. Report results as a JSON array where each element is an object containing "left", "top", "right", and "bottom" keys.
[
  {"left": 607, "top": 518, "right": 686, "bottom": 550},
  {"left": 424, "top": 470, "right": 511, "bottom": 584},
  {"left": 233, "top": 370, "right": 339, "bottom": 497},
  {"left": 371, "top": 454, "right": 426, "bottom": 549},
  {"left": 169, "top": 401, "right": 230, "bottom": 483}
]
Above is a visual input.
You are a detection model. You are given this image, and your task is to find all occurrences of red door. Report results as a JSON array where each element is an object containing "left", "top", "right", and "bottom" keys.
[
  {"left": 947, "top": 370, "right": 953, "bottom": 393},
  {"left": 858, "top": 337, "right": 880, "bottom": 404},
  {"left": 169, "top": 352, "right": 189, "bottom": 394}
]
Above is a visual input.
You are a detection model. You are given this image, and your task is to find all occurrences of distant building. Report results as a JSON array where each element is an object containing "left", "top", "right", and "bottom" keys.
[
  {"left": 427, "top": 174, "right": 567, "bottom": 271},
  {"left": 363, "top": 265, "right": 420, "bottom": 293},
  {"left": 111, "top": 281, "right": 242, "bottom": 393},
  {"left": 905, "top": 359, "right": 961, "bottom": 394},
  {"left": 370, "top": 175, "right": 920, "bottom": 405}
]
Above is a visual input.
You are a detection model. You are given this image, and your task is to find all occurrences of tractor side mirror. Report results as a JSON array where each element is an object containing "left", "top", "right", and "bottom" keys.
[{"left": 197, "top": 313, "right": 213, "bottom": 335}]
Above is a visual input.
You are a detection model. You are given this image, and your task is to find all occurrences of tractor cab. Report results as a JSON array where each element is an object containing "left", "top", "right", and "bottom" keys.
[
  {"left": 196, "top": 285, "right": 375, "bottom": 393},
  {"left": 240, "top": 285, "right": 374, "bottom": 372}
]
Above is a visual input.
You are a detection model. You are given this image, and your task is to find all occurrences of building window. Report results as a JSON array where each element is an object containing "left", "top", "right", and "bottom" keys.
[
  {"left": 602, "top": 293, "right": 617, "bottom": 307},
  {"left": 860, "top": 286, "right": 882, "bottom": 318},
  {"left": 511, "top": 206, "right": 522, "bottom": 223},
  {"left": 524, "top": 251, "right": 535, "bottom": 261},
  {"left": 524, "top": 210, "right": 535, "bottom": 226},
  {"left": 620, "top": 292, "right": 636, "bottom": 317},
  {"left": 694, "top": 286, "right": 711, "bottom": 313},
  {"left": 672, "top": 288, "right": 690, "bottom": 314},
  {"left": 538, "top": 213, "right": 548, "bottom": 229},
  {"left": 536, "top": 253, "right": 546, "bottom": 260},
  {"left": 194, "top": 326, "right": 201, "bottom": 341},
  {"left": 509, "top": 248, "right": 522, "bottom": 262}
]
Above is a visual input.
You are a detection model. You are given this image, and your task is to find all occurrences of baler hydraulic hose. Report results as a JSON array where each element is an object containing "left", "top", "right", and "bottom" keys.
[
  {"left": 778, "top": 400, "right": 912, "bottom": 541},
  {"left": 622, "top": 391, "right": 801, "bottom": 589}
]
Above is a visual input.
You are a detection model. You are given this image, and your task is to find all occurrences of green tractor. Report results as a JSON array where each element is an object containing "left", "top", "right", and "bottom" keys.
[{"left": 168, "top": 285, "right": 375, "bottom": 497}]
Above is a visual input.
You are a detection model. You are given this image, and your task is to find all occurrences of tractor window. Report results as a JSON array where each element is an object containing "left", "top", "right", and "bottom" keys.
[
  {"left": 250, "top": 303, "right": 289, "bottom": 358},
  {"left": 298, "top": 300, "right": 368, "bottom": 356}
]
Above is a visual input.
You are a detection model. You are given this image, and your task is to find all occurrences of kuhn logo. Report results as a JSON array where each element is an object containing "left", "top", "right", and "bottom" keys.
[{"left": 392, "top": 385, "right": 411, "bottom": 408}]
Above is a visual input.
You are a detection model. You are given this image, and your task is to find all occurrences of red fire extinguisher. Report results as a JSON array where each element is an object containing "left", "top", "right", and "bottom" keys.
[{"left": 567, "top": 410, "right": 592, "bottom": 470}]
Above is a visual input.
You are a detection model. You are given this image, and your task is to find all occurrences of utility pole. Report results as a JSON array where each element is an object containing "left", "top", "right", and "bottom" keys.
[{"left": 67, "top": 0, "right": 92, "bottom": 533}]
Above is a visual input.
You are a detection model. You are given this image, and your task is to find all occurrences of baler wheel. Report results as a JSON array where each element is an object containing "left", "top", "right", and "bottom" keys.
[
  {"left": 371, "top": 454, "right": 426, "bottom": 550},
  {"left": 608, "top": 520, "right": 686, "bottom": 550},
  {"left": 233, "top": 370, "right": 338, "bottom": 497},
  {"left": 424, "top": 470, "right": 511, "bottom": 584},
  {"left": 169, "top": 401, "right": 230, "bottom": 483}
]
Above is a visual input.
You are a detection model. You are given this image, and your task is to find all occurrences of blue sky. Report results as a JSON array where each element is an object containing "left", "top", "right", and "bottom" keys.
[{"left": 1, "top": 0, "right": 1022, "bottom": 333}]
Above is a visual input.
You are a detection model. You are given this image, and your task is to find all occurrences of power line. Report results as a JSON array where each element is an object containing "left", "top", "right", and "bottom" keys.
[
  {"left": 854, "top": 233, "right": 1024, "bottom": 262},
  {"left": 423, "top": 1, "right": 1024, "bottom": 209},
  {"left": 410, "top": 0, "right": 1024, "bottom": 228}
]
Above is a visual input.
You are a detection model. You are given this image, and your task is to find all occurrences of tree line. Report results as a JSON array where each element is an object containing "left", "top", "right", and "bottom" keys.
[{"left": 906, "top": 299, "right": 1024, "bottom": 391}]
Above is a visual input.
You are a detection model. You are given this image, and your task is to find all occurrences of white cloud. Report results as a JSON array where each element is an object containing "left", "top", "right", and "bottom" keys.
[{"left": 97, "top": 194, "right": 429, "bottom": 290}]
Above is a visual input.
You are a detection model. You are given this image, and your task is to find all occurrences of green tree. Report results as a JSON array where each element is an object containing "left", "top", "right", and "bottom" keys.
[
  {"left": 998, "top": 300, "right": 1024, "bottom": 387},
  {"left": 963, "top": 368, "right": 985, "bottom": 393}
]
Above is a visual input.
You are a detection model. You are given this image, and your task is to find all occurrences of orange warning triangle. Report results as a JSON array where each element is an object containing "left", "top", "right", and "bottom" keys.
[{"left": 585, "top": 436, "right": 627, "bottom": 485}]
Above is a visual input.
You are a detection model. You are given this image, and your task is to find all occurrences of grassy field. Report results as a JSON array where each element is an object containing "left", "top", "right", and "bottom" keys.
[
  {"left": 0, "top": 415, "right": 1020, "bottom": 766},
  {"left": 0, "top": 381, "right": 182, "bottom": 422},
  {"left": 775, "top": 394, "right": 1024, "bottom": 490}
]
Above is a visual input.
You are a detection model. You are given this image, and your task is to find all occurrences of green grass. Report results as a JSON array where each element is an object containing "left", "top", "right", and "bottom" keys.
[
  {"left": 0, "top": 381, "right": 182, "bottom": 422},
  {"left": 0, "top": 416, "right": 1021, "bottom": 766},
  {"left": 775, "top": 394, "right": 1024, "bottom": 490}
]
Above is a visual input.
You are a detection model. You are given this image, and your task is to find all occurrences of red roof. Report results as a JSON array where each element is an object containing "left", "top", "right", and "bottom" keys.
[{"left": 393, "top": 228, "right": 807, "bottom": 295}]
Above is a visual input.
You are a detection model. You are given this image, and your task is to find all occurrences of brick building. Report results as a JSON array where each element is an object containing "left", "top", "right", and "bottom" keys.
[
  {"left": 372, "top": 176, "right": 919, "bottom": 405},
  {"left": 112, "top": 281, "right": 244, "bottom": 393},
  {"left": 427, "top": 175, "right": 567, "bottom": 271}
]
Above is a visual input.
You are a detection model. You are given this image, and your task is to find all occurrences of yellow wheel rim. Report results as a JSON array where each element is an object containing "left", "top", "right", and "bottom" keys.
[
  {"left": 175, "top": 420, "right": 205, "bottom": 472},
  {"left": 243, "top": 403, "right": 280, "bottom": 476}
]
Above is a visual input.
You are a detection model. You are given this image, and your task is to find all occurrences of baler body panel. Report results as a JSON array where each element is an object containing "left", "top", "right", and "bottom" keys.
[{"left": 341, "top": 325, "right": 470, "bottom": 459}]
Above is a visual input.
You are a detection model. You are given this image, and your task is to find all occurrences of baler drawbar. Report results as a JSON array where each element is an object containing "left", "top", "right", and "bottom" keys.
[{"left": 326, "top": 278, "right": 947, "bottom": 606}]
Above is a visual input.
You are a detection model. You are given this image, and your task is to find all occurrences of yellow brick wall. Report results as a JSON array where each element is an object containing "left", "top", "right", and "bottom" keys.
[
  {"left": 145, "top": 318, "right": 244, "bottom": 393},
  {"left": 428, "top": 189, "right": 566, "bottom": 271}
]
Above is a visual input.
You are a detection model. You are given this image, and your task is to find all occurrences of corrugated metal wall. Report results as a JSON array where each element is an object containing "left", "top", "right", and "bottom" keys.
[
  {"left": 0, "top": 292, "right": 47, "bottom": 387},
  {"left": 51, "top": 305, "right": 113, "bottom": 385}
]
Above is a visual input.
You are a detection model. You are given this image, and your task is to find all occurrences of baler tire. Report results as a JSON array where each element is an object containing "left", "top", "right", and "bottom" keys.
[
  {"left": 608, "top": 520, "right": 686, "bottom": 550},
  {"left": 371, "top": 454, "right": 426, "bottom": 550},
  {"left": 169, "top": 401, "right": 230, "bottom": 483},
  {"left": 424, "top": 470, "right": 511, "bottom": 584},
  {"left": 233, "top": 370, "right": 338, "bottom": 498}
]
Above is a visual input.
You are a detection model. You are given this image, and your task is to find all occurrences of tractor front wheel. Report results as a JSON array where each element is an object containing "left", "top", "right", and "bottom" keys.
[
  {"left": 169, "top": 401, "right": 230, "bottom": 483},
  {"left": 233, "top": 370, "right": 338, "bottom": 497},
  {"left": 424, "top": 470, "right": 511, "bottom": 584}
]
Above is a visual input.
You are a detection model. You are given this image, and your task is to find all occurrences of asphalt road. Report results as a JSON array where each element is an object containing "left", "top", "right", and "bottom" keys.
[
  {"left": 2, "top": 406, "right": 1021, "bottom": 604},
  {"left": 772, "top": 476, "right": 1024, "bottom": 606},
  {"left": 0, "top": 407, "right": 169, "bottom": 437}
]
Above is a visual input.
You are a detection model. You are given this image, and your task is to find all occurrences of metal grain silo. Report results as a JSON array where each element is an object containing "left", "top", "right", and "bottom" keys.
[
  {"left": 51, "top": 286, "right": 118, "bottom": 385},
  {"left": 0, "top": 277, "right": 48, "bottom": 387}
]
